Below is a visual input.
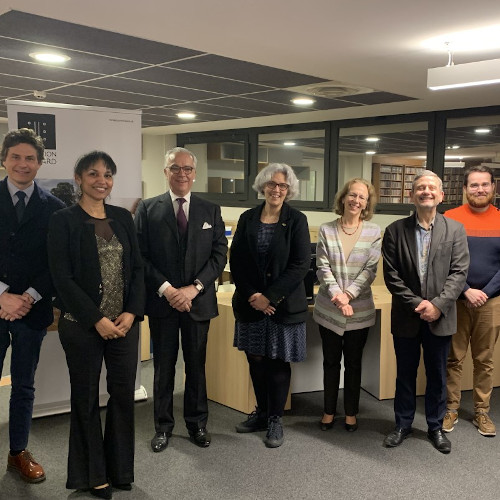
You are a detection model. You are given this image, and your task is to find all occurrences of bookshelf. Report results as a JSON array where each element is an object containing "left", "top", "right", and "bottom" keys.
[
  {"left": 442, "top": 168, "right": 464, "bottom": 205},
  {"left": 372, "top": 163, "right": 425, "bottom": 204}
]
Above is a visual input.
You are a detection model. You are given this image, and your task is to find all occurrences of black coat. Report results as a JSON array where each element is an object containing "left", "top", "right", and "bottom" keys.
[
  {"left": 47, "top": 203, "right": 145, "bottom": 330},
  {"left": 230, "top": 202, "right": 311, "bottom": 324},
  {"left": 0, "top": 178, "right": 65, "bottom": 329},
  {"left": 134, "top": 193, "right": 228, "bottom": 322}
]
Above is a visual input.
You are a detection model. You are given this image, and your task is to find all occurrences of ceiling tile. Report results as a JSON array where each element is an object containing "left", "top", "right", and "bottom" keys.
[
  {"left": 0, "top": 11, "right": 202, "bottom": 64},
  {"left": 126, "top": 66, "right": 269, "bottom": 95},
  {"left": 165, "top": 54, "right": 328, "bottom": 88}
]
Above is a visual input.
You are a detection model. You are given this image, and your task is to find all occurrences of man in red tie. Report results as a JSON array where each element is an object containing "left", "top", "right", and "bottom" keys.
[{"left": 135, "top": 147, "right": 227, "bottom": 452}]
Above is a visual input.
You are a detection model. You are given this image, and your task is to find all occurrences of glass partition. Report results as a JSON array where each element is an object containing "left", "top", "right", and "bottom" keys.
[
  {"left": 444, "top": 115, "right": 500, "bottom": 207},
  {"left": 258, "top": 129, "right": 325, "bottom": 202},
  {"left": 338, "top": 122, "right": 428, "bottom": 205},
  {"left": 183, "top": 141, "right": 246, "bottom": 194}
]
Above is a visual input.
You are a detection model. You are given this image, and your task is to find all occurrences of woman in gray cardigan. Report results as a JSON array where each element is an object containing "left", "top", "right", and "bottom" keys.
[{"left": 313, "top": 178, "right": 381, "bottom": 432}]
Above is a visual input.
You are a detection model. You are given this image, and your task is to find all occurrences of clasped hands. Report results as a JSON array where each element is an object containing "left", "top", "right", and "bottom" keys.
[
  {"left": 95, "top": 312, "right": 136, "bottom": 340},
  {"left": 248, "top": 293, "right": 275, "bottom": 315},
  {"left": 164, "top": 285, "right": 199, "bottom": 313},
  {"left": 331, "top": 292, "right": 353, "bottom": 317},
  {"left": 414, "top": 300, "right": 441, "bottom": 322},
  {"left": 464, "top": 288, "right": 488, "bottom": 308},
  {"left": 0, "top": 292, "right": 33, "bottom": 321}
]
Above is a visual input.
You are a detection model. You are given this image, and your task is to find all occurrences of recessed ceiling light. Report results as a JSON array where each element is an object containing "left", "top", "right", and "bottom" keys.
[
  {"left": 29, "top": 52, "right": 70, "bottom": 63},
  {"left": 475, "top": 127, "right": 491, "bottom": 134},
  {"left": 365, "top": 137, "right": 380, "bottom": 142},
  {"left": 365, "top": 150, "right": 376, "bottom": 155},
  {"left": 291, "top": 97, "right": 315, "bottom": 106},
  {"left": 284, "top": 141, "right": 296, "bottom": 146},
  {"left": 177, "top": 112, "right": 196, "bottom": 119}
]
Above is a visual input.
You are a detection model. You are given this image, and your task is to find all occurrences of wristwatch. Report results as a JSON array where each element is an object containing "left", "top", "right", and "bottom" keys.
[{"left": 194, "top": 279, "right": 204, "bottom": 293}]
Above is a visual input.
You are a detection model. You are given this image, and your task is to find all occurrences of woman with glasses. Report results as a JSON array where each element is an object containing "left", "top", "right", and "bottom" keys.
[
  {"left": 230, "top": 163, "right": 310, "bottom": 448},
  {"left": 313, "top": 178, "right": 381, "bottom": 432}
]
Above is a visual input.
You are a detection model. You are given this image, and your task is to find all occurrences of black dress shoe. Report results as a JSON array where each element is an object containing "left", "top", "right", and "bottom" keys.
[
  {"left": 427, "top": 429, "right": 451, "bottom": 454},
  {"left": 90, "top": 485, "right": 112, "bottom": 499},
  {"left": 344, "top": 422, "right": 358, "bottom": 432},
  {"left": 151, "top": 432, "right": 171, "bottom": 453},
  {"left": 189, "top": 428, "right": 211, "bottom": 448},
  {"left": 383, "top": 427, "right": 412, "bottom": 447},
  {"left": 319, "top": 420, "right": 334, "bottom": 431}
]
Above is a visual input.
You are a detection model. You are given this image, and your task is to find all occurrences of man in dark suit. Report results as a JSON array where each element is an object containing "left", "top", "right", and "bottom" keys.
[
  {"left": 135, "top": 147, "right": 227, "bottom": 452},
  {"left": 0, "top": 128, "right": 65, "bottom": 482},
  {"left": 382, "top": 170, "right": 469, "bottom": 454}
]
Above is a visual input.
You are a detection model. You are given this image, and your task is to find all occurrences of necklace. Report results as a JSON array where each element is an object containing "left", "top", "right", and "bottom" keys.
[{"left": 339, "top": 217, "right": 360, "bottom": 236}]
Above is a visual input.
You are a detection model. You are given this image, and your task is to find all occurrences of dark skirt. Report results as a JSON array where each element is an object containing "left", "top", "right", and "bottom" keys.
[{"left": 234, "top": 317, "right": 306, "bottom": 363}]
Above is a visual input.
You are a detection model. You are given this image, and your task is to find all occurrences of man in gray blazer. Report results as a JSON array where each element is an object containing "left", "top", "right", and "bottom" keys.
[
  {"left": 135, "top": 147, "right": 227, "bottom": 452},
  {"left": 382, "top": 170, "right": 469, "bottom": 454}
]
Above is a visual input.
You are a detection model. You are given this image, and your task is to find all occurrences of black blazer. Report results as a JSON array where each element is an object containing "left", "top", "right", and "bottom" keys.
[
  {"left": 47, "top": 203, "right": 145, "bottom": 331},
  {"left": 230, "top": 202, "right": 311, "bottom": 324},
  {"left": 382, "top": 212, "right": 469, "bottom": 338},
  {"left": 134, "top": 192, "right": 228, "bottom": 322},
  {"left": 0, "top": 178, "right": 65, "bottom": 329}
]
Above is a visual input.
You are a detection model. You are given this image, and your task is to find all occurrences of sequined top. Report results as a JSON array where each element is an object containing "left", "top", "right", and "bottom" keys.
[
  {"left": 64, "top": 217, "right": 124, "bottom": 322},
  {"left": 96, "top": 232, "right": 124, "bottom": 320}
]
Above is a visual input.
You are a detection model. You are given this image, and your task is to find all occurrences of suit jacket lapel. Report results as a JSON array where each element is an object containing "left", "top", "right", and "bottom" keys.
[
  {"left": 162, "top": 192, "right": 178, "bottom": 239},
  {"left": 428, "top": 213, "right": 445, "bottom": 264},
  {"left": 403, "top": 214, "right": 419, "bottom": 274},
  {"left": 0, "top": 180, "right": 17, "bottom": 224}
]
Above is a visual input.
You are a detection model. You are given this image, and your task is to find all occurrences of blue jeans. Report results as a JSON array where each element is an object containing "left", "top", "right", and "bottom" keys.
[{"left": 0, "top": 319, "right": 46, "bottom": 451}]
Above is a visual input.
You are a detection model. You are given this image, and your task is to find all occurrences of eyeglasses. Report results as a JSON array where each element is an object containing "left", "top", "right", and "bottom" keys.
[
  {"left": 266, "top": 181, "right": 289, "bottom": 191},
  {"left": 468, "top": 182, "right": 492, "bottom": 191},
  {"left": 347, "top": 192, "right": 368, "bottom": 202},
  {"left": 167, "top": 165, "right": 195, "bottom": 174}
]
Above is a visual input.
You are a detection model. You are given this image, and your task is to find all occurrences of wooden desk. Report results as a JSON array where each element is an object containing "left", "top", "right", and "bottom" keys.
[{"left": 206, "top": 286, "right": 500, "bottom": 412}]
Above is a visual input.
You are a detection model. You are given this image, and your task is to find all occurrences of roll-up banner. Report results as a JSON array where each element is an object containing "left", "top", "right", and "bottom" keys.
[{"left": 6, "top": 100, "right": 145, "bottom": 417}]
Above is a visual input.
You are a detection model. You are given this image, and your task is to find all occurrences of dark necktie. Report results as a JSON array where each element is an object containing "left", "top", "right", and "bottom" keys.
[
  {"left": 15, "top": 191, "right": 26, "bottom": 222},
  {"left": 176, "top": 198, "right": 188, "bottom": 235}
]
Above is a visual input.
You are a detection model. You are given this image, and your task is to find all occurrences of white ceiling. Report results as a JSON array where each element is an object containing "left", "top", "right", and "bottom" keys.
[{"left": 1, "top": 0, "right": 500, "bottom": 134}]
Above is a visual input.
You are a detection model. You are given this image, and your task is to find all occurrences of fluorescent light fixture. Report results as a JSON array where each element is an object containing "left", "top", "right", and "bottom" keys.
[
  {"left": 446, "top": 144, "right": 460, "bottom": 149},
  {"left": 365, "top": 137, "right": 379, "bottom": 142},
  {"left": 291, "top": 97, "right": 315, "bottom": 106},
  {"left": 176, "top": 112, "right": 196, "bottom": 119},
  {"left": 283, "top": 141, "right": 296, "bottom": 146},
  {"left": 427, "top": 58, "right": 500, "bottom": 90},
  {"left": 475, "top": 127, "right": 491, "bottom": 134},
  {"left": 30, "top": 52, "right": 70, "bottom": 63},
  {"left": 365, "top": 150, "right": 376, "bottom": 155},
  {"left": 444, "top": 161, "right": 465, "bottom": 168}
]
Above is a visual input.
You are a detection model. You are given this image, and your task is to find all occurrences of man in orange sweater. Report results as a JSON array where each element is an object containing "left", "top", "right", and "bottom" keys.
[{"left": 444, "top": 165, "right": 500, "bottom": 437}]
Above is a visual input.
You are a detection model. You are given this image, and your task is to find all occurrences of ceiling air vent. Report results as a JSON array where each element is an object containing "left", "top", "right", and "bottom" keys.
[{"left": 287, "top": 81, "right": 373, "bottom": 99}]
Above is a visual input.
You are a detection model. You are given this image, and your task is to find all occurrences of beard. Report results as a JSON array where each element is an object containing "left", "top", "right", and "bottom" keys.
[{"left": 466, "top": 190, "right": 494, "bottom": 209}]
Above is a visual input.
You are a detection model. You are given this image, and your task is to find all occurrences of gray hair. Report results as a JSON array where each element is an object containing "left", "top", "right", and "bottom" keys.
[
  {"left": 252, "top": 163, "right": 300, "bottom": 201},
  {"left": 412, "top": 170, "right": 443, "bottom": 192},
  {"left": 165, "top": 147, "right": 197, "bottom": 169}
]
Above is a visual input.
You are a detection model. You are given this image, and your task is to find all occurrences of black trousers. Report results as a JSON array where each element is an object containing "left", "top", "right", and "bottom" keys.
[
  {"left": 319, "top": 325, "right": 369, "bottom": 416},
  {"left": 393, "top": 321, "right": 451, "bottom": 431},
  {"left": 149, "top": 312, "right": 210, "bottom": 433},
  {"left": 58, "top": 317, "right": 138, "bottom": 490},
  {"left": 246, "top": 354, "right": 291, "bottom": 417}
]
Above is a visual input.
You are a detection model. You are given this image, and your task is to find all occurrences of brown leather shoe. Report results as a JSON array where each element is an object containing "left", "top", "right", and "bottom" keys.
[{"left": 7, "top": 450, "right": 46, "bottom": 483}]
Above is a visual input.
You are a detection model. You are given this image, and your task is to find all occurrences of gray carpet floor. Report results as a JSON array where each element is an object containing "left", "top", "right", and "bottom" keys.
[{"left": 1, "top": 357, "right": 500, "bottom": 500}]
